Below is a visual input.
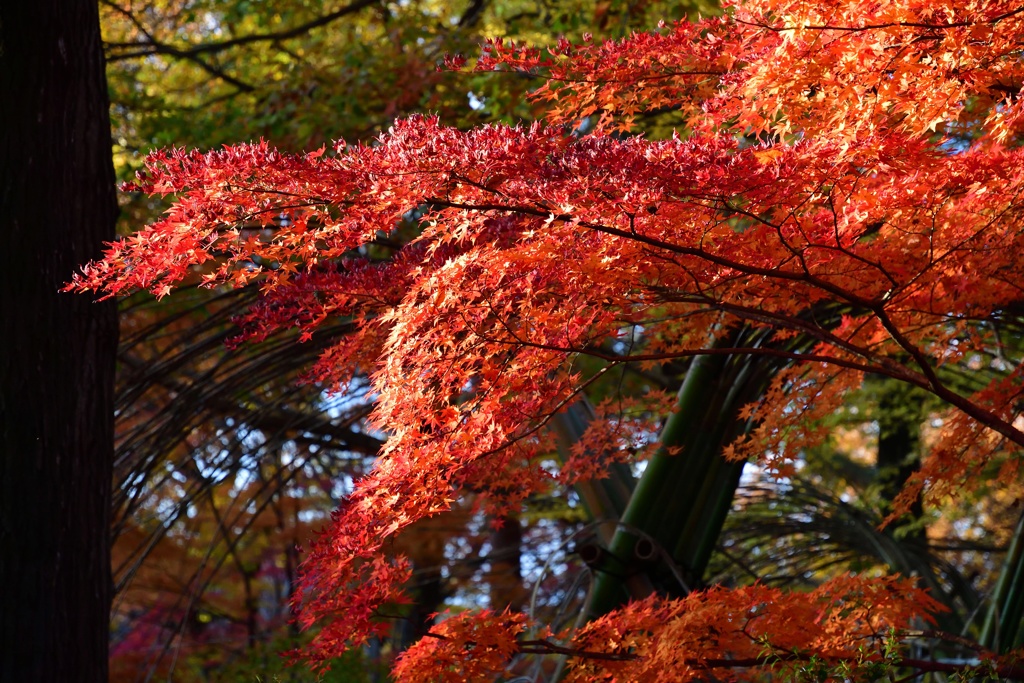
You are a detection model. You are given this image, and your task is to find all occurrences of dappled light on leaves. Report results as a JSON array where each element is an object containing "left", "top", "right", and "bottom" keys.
[{"left": 71, "top": 0, "right": 1024, "bottom": 677}]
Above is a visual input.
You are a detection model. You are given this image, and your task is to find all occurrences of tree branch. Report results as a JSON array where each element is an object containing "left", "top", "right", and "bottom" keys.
[{"left": 104, "top": 0, "right": 380, "bottom": 62}]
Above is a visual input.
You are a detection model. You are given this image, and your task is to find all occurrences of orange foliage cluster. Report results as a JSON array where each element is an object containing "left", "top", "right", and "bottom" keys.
[
  {"left": 394, "top": 575, "right": 945, "bottom": 682},
  {"left": 71, "top": 0, "right": 1024, "bottom": 677}
]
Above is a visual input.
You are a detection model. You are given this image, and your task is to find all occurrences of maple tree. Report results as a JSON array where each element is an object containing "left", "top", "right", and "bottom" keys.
[
  {"left": 100, "top": 3, "right": 706, "bottom": 679},
  {"left": 72, "top": 0, "right": 1024, "bottom": 679}
]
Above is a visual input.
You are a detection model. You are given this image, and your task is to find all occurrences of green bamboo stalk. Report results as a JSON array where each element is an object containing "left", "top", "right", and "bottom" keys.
[
  {"left": 550, "top": 397, "right": 635, "bottom": 543},
  {"left": 550, "top": 397, "right": 654, "bottom": 604},
  {"left": 582, "top": 329, "right": 779, "bottom": 621},
  {"left": 670, "top": 356, "right": 762, "bottom": 575},
  {"left": 981, "top": 511, "right": 1024, "bottom": 652}
]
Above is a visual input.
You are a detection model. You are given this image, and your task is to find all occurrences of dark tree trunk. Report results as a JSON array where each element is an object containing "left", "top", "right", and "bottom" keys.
[
  {"left": 0, "top": 2, "right": 118, "bottom": 681},
  {"left": 876, "top": 382, "right": 926, "bottom": 524},
  {"left": 488, "top": 515, "right": 525, "bottom": 612}
]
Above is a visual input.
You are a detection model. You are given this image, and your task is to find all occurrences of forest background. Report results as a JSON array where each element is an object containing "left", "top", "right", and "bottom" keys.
[{"left": 7, "top": 1, "right": 1023, "bottom": 682}]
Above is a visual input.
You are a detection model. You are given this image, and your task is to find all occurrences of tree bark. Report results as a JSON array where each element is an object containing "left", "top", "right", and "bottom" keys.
[{"left": 0, "top": 2, "right": 118, "bottom": 681}]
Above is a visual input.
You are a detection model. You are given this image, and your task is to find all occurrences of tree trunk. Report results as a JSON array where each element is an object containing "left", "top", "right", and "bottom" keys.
[
  {"left": 0, "top": 2, "right": 118, "bottom": 681},
  {"left": 488, "top": 515, "right": 525, "bottom": 612}
]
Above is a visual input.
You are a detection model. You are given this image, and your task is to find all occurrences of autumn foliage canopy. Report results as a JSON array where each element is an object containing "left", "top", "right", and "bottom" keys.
[{"left": 72, "top": 0, "right": 1024, "bottom": 679}]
